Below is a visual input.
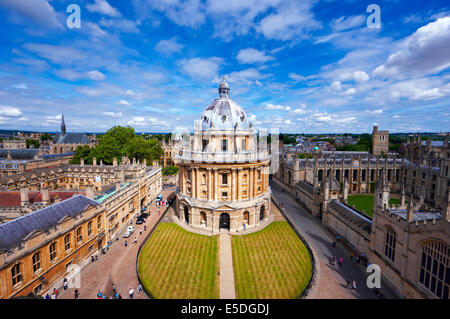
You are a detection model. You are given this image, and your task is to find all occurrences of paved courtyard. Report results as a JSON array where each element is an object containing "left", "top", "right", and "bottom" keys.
[
  {"left": 57, "top": 186, "right": 176, "bottom": 299},
  {"left": 271, "top": 182, "right": 396, "bottom": 299}
]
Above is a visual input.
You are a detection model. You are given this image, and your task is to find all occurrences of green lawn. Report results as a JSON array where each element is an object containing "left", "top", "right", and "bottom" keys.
[
  {"left": 231, "top": 222, "right": 312, "bottom": 299},
  {"left": 347, "top": 195, "right": 401, "bottom": 217},
  {"left": 137, "top": 223, "right": 219, "bottom": 299}
]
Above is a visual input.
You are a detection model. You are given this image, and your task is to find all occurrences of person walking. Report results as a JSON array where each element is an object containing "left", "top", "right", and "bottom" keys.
[
  {"left": 129, "top": 288, "right": 134, "bottom": 299},
  {"left": 134, "top": 237, "right": 137, "bottom": 244},
  {"left": 45, "top": 294, "right": 50, "bottom": 300},
  {"left": 339, "top": 257, "right": 343, "bottom": 267},
  {"left": 63, "top": 278, "right": 68, "bottom": 291},
  {"left": 144, "top": 225, "right": 146, "bottom": 231},
  {"left": 74, "top": 289, "right": 79, "bottom": 299},
  {"left": 51, "top": 292, "right": 56, "bottom": 299},
  {"left": 124, "top": 240, "right": 127, "bottom": 247},
  {"left": 137, "top": 284, "right": 142, "bottom": 294},
  {"left": 139, "top": 229, "right": 142, "bottom": 236},
  {"left": 332, "top": 241, "right": 336, "bottom": 248},
  {"left": 112, "top": 283, "right": 116, "bottom": 293},
  {"left": 352, "top": 280, "right": 356, "bottom": 290}
]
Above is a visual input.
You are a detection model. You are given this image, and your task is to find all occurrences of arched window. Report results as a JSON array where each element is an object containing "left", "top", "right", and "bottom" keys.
[
  {"left": 11, "top": 264, "right": 22, "bottom": 286},
  {"left": 384, "top": 226, "right": 397, "bottom": 262},
  {"left": 32, "top": 252, "right": 41, "bottom": 273},
  {"left": 419, "top": 240, "right": 449, "bottom": 299},
  {"left": 243, "top": 211, "right": 250, "bottom": 225},
  {"left": 64, "top": 234, "right": 71, "bottom": 251},
  {"left": 49, "top": 242, "right": 57, "bottom": 262},
  {"left": 76, "top": 227, "right": 83, "bottom": 243}
]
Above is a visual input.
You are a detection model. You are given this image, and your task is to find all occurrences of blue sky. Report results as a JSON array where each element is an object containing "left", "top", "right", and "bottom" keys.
[{"left": 0, "top": 0, "right": 449, "bottom": 134}]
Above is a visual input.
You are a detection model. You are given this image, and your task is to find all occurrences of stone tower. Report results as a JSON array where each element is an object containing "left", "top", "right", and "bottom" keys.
[{"left": 371, "top": 125, "right": 389, "bottom": 156}]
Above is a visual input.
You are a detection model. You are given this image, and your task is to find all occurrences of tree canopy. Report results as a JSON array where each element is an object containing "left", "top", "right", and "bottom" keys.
[{"left": 70, "top": 126, "right": 163, "bottom": 165}]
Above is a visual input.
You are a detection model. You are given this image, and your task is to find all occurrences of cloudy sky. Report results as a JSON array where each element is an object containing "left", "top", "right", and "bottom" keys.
[{"left": 0, "top": 0, "right": 449, "bottom": 134}]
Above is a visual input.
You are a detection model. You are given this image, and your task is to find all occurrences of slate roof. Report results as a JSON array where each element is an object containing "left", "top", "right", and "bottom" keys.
[
  {"left": 0, "top": 149, "right": 40, "bottom": 160},
  {"left": 54, "top": 133, "right": 90, "bottom": 144},
  {"left": 0, "top": 195, "right": 98, "bottom": 251},
  {"left": 329, "top": 199, "right": 372, "bottom": 232},
  {"left": 389, "top": 210, "right": 442, "bottom": 222}
]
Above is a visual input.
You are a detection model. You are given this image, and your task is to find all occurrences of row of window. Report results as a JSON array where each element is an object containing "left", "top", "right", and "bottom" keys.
[
  {"left": 383, "top": 229, "right": 449, "bottom": 299},
  {"left": 10, "top": 215, "right": 103, "bottom": 288}
]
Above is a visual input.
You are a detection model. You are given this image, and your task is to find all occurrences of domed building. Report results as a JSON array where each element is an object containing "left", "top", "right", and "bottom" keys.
[{"left": 174, "top": 79, "right": 271, "bottom": 234}]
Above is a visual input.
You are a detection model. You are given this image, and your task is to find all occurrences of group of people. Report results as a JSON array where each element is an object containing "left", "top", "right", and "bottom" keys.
[{"left": 95, "top": 283, "right": 143, "bottom": 299}]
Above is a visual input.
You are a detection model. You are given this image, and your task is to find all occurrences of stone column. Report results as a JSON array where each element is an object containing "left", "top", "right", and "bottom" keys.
[
  {"left": 236, "top": 168, "right": 241, "bottom": 200},
  {"left": 231, "top": 168, "right": 236, "bottom": 201},
  {"left": 214, "top": 169, "right": 218, "bottom": 201},
  {"left": 249, "top": 167, "right": 253, "bottom": 199}
]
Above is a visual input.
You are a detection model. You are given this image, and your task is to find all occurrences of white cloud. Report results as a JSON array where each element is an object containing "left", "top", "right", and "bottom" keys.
[
  {"left": 88, "top": 70, "right": 106, "bottom": 80},
  {"left": 54, "top": 68, "right": 83, "bottom": 81},
  {"left": 155, "top": 38, "right": 184, "bottom": 55},
  {"left": 340, "top": 70, "right": 369, "bottom": 82},
  {"left": 86, "top": 0, "right": 121, "bottom": 17},
  {"left": 178, "top": 57, "right": 223, "bottom": 80},
  {"left": 117, "top": 100, "right": 130, "bottom": 106},
  {"left": 0, "top": 0, "right": 63, "bottom": 29},
  {"left": 330, "top": 15, "right": 365, "bottom": 32},
  {"left": 99, "top": 18, "right": 140, "bottom": 33},
  {"left": 265, "top": 103, "right": 291, "bottom": 111},
  {"left": 373, "top": 16, "right": 450, "bottom": 77},
  {"left": 237, "top": 48, "right": 273, "bottom": 64},
  {"left": 345, "top": 88, "right": 356, "bottom": 95},
  {"left": 0, "top": 106, "right": 22, "bottom": 117},
  {"left": 258, "top": 1, "right": 320, "bottom": 41},
  {"left": 103, "top": 111, "right": 123, "bottom": 117},
  {"left": 329, "top": 81, "right": 342, "bottom": 91}
]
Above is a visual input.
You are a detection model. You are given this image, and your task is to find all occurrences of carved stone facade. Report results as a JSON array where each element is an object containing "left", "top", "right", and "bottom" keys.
[{"left": 175, "top": 79, "right": 271, "bottom": 234}]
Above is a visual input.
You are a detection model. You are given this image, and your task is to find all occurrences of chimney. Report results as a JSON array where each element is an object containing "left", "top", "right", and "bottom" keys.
[
  {"left": 116, "top": 183, "right": 121, "bottom": 192},
  {"left": 93, "top": 157, "right": 97, "bottom": 166},
  {"left": 41, "top": 187, "right": 49, "bottom": 204},
  {"left": 143, "top": 159, "right": 147, "bottom": 166},
  {"left": 86, "top": 184, "right": 95, "bottom": 199},
  {"left": 80, "top": 157, "right": 85, "bottom": 166},
  {"left": 113, "top": 157, "right": 117, "bottom": 166},
  {"left": 343, "top": 178, "right": 348, "bottom": 204},
  {"left": 99, "top": 158, "right": 103, "bottom": 166},
  {"left": 20, "top": 187, "right": 29, "bottom": 207}
]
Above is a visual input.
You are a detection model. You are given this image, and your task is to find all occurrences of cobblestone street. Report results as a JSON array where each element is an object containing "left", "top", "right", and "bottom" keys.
[{"left": 58, "top": 187, "right": 176, "bottom": 299}]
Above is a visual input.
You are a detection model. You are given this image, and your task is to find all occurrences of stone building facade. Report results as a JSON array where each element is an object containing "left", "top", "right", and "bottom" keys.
[
  {"left": 0, "top": 166, "right": 162, "bottom": 299},
  {"left": 372, "top": 125, "right": 389, "bottom": 156},
  {"left": 175, "top": 79, "right": 271, "bottom": 234}
]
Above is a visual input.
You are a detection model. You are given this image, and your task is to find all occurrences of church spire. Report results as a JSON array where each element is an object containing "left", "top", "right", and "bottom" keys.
[{"left": 61, "top": 113, "right": 66, "bottom": 136}]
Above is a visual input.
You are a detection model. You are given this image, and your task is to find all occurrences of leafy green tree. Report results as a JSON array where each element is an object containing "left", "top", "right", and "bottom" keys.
[
  {"left": 40, "top": 133, "right": 53, "bottom": 141},
  {"left": 162, "top": 165, "right": 179, "bottom": 175},
  {"left": 26, "top": 139, "right": 39, "bottom": 148},
  {"left": 70, "top": 145, "right": 93, "bottom": 164}
]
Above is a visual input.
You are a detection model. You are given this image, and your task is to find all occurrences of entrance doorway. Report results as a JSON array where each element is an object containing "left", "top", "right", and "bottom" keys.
[
  {"left": 259, "top": 205, "right": 265, "bottom": 221},
  {"left": 184, "top": 206, "right": 189, "bottom": 224},
  {"left": 219, "top": 213, "right": 230, "bottom": 230}
]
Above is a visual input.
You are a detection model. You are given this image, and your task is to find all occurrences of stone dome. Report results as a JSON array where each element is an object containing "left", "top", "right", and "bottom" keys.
[{"left": 199, "top": 78, "right": 250, "bottom": 131}]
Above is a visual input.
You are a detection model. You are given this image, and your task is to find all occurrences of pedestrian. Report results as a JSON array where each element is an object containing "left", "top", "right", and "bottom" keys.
[
  {"left": 53, "top": 287, "right": 58, "bottom": 297},
  {"left": 243, "top": 223, "right": 246, "bottom": 231},
  {"left": 332, "top": 241, "right": 336, "bottom": 248},
  {"left": 63, "top": 278, "right": 68, "bottom": 290},
  {"left": 97, "top": 291, "right": 102, "bottom": 299},
  {"left": 137, "top": 284, "right": 142, "bottom": 294},
  {"left": 336, "top": 235, "right": 340, "bottom": 242},
  {"left": 74, "top": 289, "right": 79, "bottom": 299},
  {"left": 352, "top": 281, "right": 356, "bottom": 289},
  {"left": 91, "top": 255, "right": 95, "bottom": 263},
  {"left": 95, "top": 255, "right": 98, "bottom": 261},
  {"left": 125, "top": 240, "right": 127, "bottom": 247},
  {"left": 114, "top": 292, "right": 119, "bottom": 299},
  {"left": 140, "top": 229, "right": 142, "bottom": 236},
  {"left": 51, "top": 292, "right": 56, "bottom": 299},
  {"left": 332, "top": 256, "right": 337, "bottom": 265},
  {"left": 339, "top": 257, "right": 343, "bottom": 267},
  {"left": 144, "top": 225, "right": 146, "bottom": 231},
  {"left": 134, "top": 237, "right": 137, "bottom": 244},
  {"left": 119, "top": 294, "right": 122, "bottom": 299},
  {"left": 350, "top": 251, "right": 354, "bottom": 261},
  {"left": 129, "top": 288, "right": 134, "bottom": 299},
  {"left": 45, "top": 294, "right": 50, "bottom": 299},
  {"left": 112, "top": 283, "right": 116, "bottom": 293},
  {"left": 346, "top": 280, "right": 351, "bottom": 289}
]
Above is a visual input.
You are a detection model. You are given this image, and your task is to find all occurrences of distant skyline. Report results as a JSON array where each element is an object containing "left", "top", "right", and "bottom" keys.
[{"left": 0, "top": 0, "right": 449, "bottom": 134}]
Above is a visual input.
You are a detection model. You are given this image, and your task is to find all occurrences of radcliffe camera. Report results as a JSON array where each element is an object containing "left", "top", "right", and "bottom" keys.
[{"left": 0, "top": 0, "right": 448, "bottom": 311}]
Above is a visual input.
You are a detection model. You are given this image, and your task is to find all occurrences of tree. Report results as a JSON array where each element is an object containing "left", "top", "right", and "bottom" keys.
[
  {"left": 40, "top": 133, "right": 53, "bottom": 141},
  {"left": 162, "top": 165, "right": 178, "bottom": 176},
  {"left": 70, "top": 145, "right": 93, "bottom": 164},
  {"left": 26, "top": 139, "right": 39, "bottom": 149},
  {"left": 72, "top": 126, "right": 164, "bottom": 165}
]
